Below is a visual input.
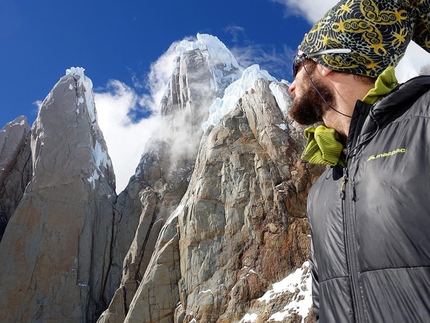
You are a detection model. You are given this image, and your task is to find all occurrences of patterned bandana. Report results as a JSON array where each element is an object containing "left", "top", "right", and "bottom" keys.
[{"left": 299, "top": 0, "right": 430, "bottom": 78}]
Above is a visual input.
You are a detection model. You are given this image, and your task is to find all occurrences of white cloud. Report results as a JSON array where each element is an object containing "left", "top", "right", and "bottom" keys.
[
  {"left": 33, "top": 100, "right": 43, "bottom": 110},
  {"left": 272, "top": 0, "right": 336, "bottom": 23},
  {"left": 139, "top": 41, "right": 181, "bottom": 113},
  {"left": 224, "top": 25, "right": 245, "bottom": 43},
  {"left": 94, "top": 81, "right": 164, "bottom": 193}
]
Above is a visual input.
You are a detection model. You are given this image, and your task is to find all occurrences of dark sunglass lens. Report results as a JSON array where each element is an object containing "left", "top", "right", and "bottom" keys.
[
  {"left": 292, "top": 55, "right": 301, "bottom": 77},
  {"left": 292, "top": 54, "right": 308, "bottom": 78}
]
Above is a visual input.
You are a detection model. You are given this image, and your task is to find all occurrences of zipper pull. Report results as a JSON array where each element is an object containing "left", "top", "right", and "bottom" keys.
[{"left": 340, "top": 168, "right": 348, "bottom": 200}]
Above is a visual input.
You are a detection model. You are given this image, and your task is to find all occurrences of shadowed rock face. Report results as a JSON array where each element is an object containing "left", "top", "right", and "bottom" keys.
[
  {"left": 0, "top": 39, "right": 324, "bottom": 323},
  {"left": 0, "top": 116, "right": 32, "bottom": 229}
]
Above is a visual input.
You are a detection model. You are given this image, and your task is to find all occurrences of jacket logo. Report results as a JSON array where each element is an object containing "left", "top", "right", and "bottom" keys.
[{"left": 367, "top": 148, "right": 406, "bottom": 161}]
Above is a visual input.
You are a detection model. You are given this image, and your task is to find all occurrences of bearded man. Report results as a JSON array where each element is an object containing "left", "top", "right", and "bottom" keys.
[{"left": 288, "top": 1, "right": 430, "bottom": 322}]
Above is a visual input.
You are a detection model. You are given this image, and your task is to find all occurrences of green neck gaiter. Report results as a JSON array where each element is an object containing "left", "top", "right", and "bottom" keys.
[
  {"left": 302, "top": 125, "right": 346, "bottom": 167},
  {"left": 362, "top": 66, "right": 398, "bottom": 104}
]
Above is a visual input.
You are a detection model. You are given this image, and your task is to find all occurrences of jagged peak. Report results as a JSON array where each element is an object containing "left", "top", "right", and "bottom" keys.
[
  {"left": 1, "top": 115, "right": 28, "bottom": 130},
  {"left": 65, "top": 67, "right": 114, "bottom": 187},
  {"left": 169, "top": 34, "right": 242, "bottom": 101},
  {"left": 176, "top": 33, "right": 240, "bottom": 71},
  {"left": 30, "top": 67, "right": 115, "bottom": 190}
]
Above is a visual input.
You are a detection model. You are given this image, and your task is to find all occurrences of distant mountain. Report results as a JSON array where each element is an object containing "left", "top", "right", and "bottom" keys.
[{"left": 0, "top": 34, "right": 323, "bottom": 323}]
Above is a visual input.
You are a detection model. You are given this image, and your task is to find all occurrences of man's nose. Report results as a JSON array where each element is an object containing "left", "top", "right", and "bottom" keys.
[{"left": 288, "top": 81, "right": 296, "bottom": 94}]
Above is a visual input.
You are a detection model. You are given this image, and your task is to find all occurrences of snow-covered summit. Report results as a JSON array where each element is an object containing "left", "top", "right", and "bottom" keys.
[
  {"left": 176, "top": 33, "right": 240, "bottom": 71},
  {"left": 202, "top": 64, "right": 276, "bottom": 131},
  {"left": 163, "top": 34, "right": 283, "bottom": 133},
  {"left": 175, "top": 33, "right": 242, "bottom": 99}
]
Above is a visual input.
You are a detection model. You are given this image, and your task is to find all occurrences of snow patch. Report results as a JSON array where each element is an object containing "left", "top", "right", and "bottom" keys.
[
  {"left": 87, "top": 140, "right": 110, "bottom": 188},
  {"left": 92, "top": 141, "right": 109, "bottom": 176},
  {"left": 278, "top": 123, "right": 288, "bottom": 131},
  {"left": 237, "top": 262, "right": 312, "bottom": 323},
  {"left": 240, "top": 313, "right": 258, "bottom": 323},
  {"left": 42, "top": 92, "right": 52, "bottom": 106},
  {"left": 202, "top": 64, "right": 276, "bottom": 131},
  {"left": 87, "top": 169, "right": 100, "bottom": 189},
  {"left": 77, "top": 282, "right": 90, "bottom": 288},
  {"left": 7, "top": 118, "right": 26, "bottom": 127},
  {"left": 269, "top": 82, "right": 291, "bottom": 113},
  {"left": 260, "top": 261, "right": 312, "bottom": 322}
]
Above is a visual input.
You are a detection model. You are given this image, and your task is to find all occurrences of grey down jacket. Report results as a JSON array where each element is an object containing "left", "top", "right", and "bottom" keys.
[{"left": 308, "top": 75, "right": 430, "bottom": 323}]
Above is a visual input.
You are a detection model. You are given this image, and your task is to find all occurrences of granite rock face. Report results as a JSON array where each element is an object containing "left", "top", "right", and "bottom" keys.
[
  {"left": 0, "top": 69, "right": 116, "bottom": 322},
  {"left": 121, "top": 79, "right": 323, "bottom": 323}
]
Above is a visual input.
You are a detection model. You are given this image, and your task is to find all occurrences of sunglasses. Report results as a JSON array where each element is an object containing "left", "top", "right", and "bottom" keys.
[{"left": 292, "top": 49, "right": 352, "bottom": 78}]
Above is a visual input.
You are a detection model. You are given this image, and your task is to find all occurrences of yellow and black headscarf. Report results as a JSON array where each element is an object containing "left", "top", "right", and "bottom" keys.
[{"left": 299, "top": 0, "right": 430, "bottom": 78}]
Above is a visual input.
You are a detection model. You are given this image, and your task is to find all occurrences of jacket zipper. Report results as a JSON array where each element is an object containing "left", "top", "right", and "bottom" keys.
[{"left": 341, "top": 167, "right": 365, "bottom": 323}]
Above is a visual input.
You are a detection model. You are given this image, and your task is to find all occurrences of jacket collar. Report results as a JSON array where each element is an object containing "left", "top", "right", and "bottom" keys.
[
  {"left": 347, "top": 75, "right": 430, "bottom": 156},
  {"left": 371, "top": 75, "right": 430, "bottom": 124}
]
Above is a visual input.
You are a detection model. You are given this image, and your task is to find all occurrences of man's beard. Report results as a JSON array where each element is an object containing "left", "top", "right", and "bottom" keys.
[{"left": 289, "top": 74, "right": 335, "bottom": 125}]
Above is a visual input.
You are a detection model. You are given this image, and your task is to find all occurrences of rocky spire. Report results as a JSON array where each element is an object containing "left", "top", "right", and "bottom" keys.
[
  {"left": 98, "top": 34, "right": 243, "bottom": 322},
  {"left": 0, "top": 68, "right": 116, "bottom": 322}
]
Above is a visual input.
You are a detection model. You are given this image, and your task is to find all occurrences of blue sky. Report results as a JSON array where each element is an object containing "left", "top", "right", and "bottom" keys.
[{"left": 3, "top": 0, "right": 430, "bottom": 191}]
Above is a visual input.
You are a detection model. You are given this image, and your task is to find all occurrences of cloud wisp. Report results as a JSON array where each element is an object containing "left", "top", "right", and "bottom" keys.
[
  {"left": 94, "top": 38, "right": 209, "bottom": 193},
  {"left": 94, "top": 81, "right": 164, "bottom": 193},
  {"left": 231, "top": 43, "right": 294, "bottom": 81},
  {"left": 139, "top": 41, "right": 182, "bottom": 114},
  {"left": 271, "top": 0, "right": 336, "bottom": 23}
]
